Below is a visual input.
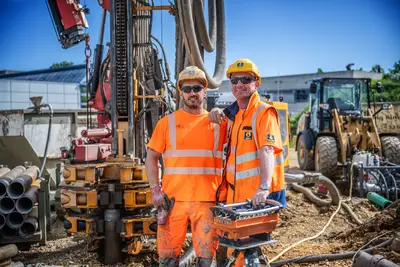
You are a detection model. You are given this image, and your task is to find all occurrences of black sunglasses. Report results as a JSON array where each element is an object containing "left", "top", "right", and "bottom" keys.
[
  {"left": 230, "top": 76, "right": 256, "bottom": 85},
  {"left": 181, "top": 85, "right": 204, "bottom": 93}
]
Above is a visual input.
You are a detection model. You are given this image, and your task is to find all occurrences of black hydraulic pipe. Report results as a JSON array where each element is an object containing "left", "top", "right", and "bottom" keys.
[
  {"left": 270, "top": 238, "right": 393, "bottom": 266},
  {"left": 0, "top": 244, "right": 18, "bottom": 262},
  {"left": 110, "top": 0, "right": 118, "bottom": 155},
  {"left": 16, "top": 185, "right": 39, "bottom": 214},
  {"left": 0, "top": 197, "right": 15, "bottom": 214},
  {"left": 6, "top": 211, "right": 27, "bottom": 229},
  {"left": 0, "top": 213, "right": 5, "bottom": 230},
  {"left": 353, "top": 251, "right": 399, "bottom": 267},
  {"left": 18, "top": 216, "right": 39, "bottom": 238},
  {"left": 7, "top": 166, "right": 39, "bottom": 199},
  {"left": 104, "top": 209, "right": 122, "bottom": 264},
  {"left": 0, "top": 166, "right": 25, "bottom": 198},
  {"left": 127, "top": 0, "right": 134, "bottom": 157},
  {"left": 89, "top": 9, "right": 107, "bottom": 99}
]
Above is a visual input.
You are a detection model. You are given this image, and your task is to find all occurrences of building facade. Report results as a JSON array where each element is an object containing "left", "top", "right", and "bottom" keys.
[{"left": 0, "top": 65, "right": 86, "bottom": 110}]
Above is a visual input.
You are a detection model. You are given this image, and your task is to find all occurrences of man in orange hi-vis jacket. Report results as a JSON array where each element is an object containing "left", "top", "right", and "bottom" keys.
[
  {"left": 145, "top": 66, "right": 227, "bottom": 267},
  {"left": 209, "top": 58, "right": 287, "bottom": 266}
]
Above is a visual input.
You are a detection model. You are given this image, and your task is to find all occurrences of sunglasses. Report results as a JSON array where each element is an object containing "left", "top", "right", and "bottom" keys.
[
  {"left": 230, "top": 76, "right": 256, "bottom": 85},
  {"left": 180, "top": 85, "right": 204, "bottom": 93}
]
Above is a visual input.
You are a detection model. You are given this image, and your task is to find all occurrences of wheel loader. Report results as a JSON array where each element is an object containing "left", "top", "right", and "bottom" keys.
[{"left": 294, "top": 77, "right": 400, "bottom": 180}]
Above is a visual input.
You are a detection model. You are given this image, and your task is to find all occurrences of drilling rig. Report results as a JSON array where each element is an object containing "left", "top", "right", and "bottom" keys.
[{"left": 46, "top": 0, "right": 226, "bottom": 264}]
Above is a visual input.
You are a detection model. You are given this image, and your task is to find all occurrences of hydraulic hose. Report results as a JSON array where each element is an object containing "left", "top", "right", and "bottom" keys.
[
  {"left": 270, "top": 238, "right": 393, "bottom": 266},
  {"left": 193, "top": 0, "right": 216, "bottom": 52},
  {"left": 286, "top": 173, "right": 340, "bottom": 205},
  {"left": 176, "top": 0, "right": 226, "bottom": 89}
]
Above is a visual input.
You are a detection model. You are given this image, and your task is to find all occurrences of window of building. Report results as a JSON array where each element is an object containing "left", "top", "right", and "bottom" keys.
[{"left": 294, "top": 89, "right": 309, "bottom": 102}]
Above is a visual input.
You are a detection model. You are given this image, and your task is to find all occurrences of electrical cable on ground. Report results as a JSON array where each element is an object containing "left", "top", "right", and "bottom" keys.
[{"left": 270, "top": 164, "right": 359, "bottom": 263}]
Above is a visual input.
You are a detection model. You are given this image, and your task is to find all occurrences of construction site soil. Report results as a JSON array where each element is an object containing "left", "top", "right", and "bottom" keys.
[{"left": 12, "top": 149, "right": 400, "bottom": 266}]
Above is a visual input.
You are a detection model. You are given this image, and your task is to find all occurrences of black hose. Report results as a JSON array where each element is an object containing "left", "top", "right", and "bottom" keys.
[
  {"left": 176, "top": 0, "right": 226, "bottom": 89},
  {"left": 39, "top": 104, "right": 53, "bottom": 177},
  {"left": 270, "top": 238, "right": 393, "bottom": 266}
]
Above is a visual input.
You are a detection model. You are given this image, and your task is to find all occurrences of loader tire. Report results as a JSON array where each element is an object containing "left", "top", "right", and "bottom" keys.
[
  {"left": 315, "top": 136, "right": 338, "bottom": 179},
  {"left": 381, "top": 136, "right": 400, "bottom": 165},
  {"left": 297, "top": 134, "right": 315, "bottom": 171}
]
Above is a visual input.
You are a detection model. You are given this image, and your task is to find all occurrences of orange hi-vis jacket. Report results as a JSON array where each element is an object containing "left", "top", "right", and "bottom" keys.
[
  {"left": 223, "top": 91, "right": 285, "bottom": 203},
  {"left": 147, "top": 109, "right": 227, "bottom": 202}
]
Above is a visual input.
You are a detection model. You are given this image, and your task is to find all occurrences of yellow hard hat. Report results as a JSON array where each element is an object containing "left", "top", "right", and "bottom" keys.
[
  {"left": 177, "top": 66, "right": 208, "bottom": 91},
  {"left": 226, "top": 59, "right": 261, "bottom": 84}
]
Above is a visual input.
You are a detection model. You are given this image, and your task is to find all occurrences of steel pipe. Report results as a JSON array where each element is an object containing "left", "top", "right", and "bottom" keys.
[
  {"left": 1, "top": 225, "right": 17, "bottom": 238},
  {"left": 0, "top": 197, "right": 15, "bottom": 214},
  {"left": 0, "top": 166, "right": 25, "bottom": 198},
  {"left": 6, "top": 211, "right": 27, "bottom": 229},
  {"left": 15, "top": 179, "right": 40, "bottom": 214},
  {"left": 0, "top": 167, "right": 11, "bottom": 177},
  {"left": 104, "top": 208, "right": 122, "bottom": 264},
  {"left": 0, "top": 214, "right": 5, "bottom": 230},
  {"left": 18, "top": 216, "right": 38, "bottom": 238},
  {"left": 0, "top": 244, "right": 18, "bottom": 262},
  {"left": 7, "top": 166, "right": 39, "bottom": 199}
]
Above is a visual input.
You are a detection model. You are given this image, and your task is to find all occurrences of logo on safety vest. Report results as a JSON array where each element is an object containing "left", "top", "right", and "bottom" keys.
[
  {"left": 267, "top": 134, "right": 275, "bottom": 143},
  {"left": 237, "top": 62, "right": 244, "bottom": 68},
  {"left": 244, "top": 132, "right": 252, "bottom": 140}
]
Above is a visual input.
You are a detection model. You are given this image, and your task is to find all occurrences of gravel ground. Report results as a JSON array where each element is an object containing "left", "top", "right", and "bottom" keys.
[{"left": 9, "top": 149, "right": 400, "bottom": 266}]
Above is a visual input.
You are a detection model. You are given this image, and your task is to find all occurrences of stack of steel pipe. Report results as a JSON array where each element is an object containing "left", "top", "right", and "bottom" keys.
[{"left": 0, "top": 166, "right": 41, "bottom": 239}]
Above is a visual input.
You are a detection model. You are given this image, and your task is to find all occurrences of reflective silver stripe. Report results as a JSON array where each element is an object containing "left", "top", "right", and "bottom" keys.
[
  {"left": 236, "top": 151, "right": 259, "bottom": 165},
  {"left": 213, "top": 123, "right": 220, "bottom": 152},
  {"left": 251, "top": 103, "right": 268, "bottom": 150},
  {"left": 167, "top": 113, "right": 176, "bottom": 150},
  {"left": 164, "top": 167, "right": 221, "bottom": 175},
  {"left": 164, "top": 150, "right": 222, "bottom": 158},
  {"left": 236, "top": 167, "right": 260, "bottom": 180},
  {"left": 275, "top": 154, "right": 284, "bottom": 165},
  {"left": 226, "top": 165, "right": 235, "bottom": 173},
  {"left": 231, "top": 146, "right": 236, "bottom": 155}
]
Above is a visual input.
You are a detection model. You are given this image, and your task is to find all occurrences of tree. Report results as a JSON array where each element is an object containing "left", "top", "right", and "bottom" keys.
[
  {"left": 369, "top": 60, "right": 400, "bottom": 102},
  {"left": 317, "top": 68, "right": 323, "bottom": 74},
  {"left": 50, "top": 61, "right": 74, "bottom": 69}
]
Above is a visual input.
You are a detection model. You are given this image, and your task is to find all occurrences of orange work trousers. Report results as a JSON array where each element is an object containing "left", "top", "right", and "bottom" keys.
[{"left": 157, "top": 201, "right": 218, "bottom": 259}]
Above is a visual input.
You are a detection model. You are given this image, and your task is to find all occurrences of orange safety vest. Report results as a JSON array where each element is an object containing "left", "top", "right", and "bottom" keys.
[
  {"left": 161, "top": 110, "right": 225, "bottom": 202},
  {"left": 224, "top": 92, "right": 285, "bottom": 203}
]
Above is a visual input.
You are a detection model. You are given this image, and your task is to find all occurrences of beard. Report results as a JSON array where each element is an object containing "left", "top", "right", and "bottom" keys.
[{"left": 183, "top": 95, "right": 203, "bottom": 109}]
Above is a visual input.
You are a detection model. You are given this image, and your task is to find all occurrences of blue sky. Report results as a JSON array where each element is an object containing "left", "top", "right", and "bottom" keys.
[{"left": 0, "top": 0, "right": 399, "bottom": 78}]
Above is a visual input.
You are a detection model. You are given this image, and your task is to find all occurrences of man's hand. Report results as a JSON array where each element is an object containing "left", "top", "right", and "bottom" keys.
[
  {"left": 252, "top": 189, "right": 270, "bottom": 207},
  {"left": 209, "top": 107, "right": 226, "bottom": 124},
  {"left": 150, "top": 185, "right": 168, "bottom": 209}
]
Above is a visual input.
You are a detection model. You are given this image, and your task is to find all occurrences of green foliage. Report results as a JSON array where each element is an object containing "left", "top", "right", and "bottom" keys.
[
  {"left": 50, "top": 61, "right": 74, "bottom": 69},
  {"left": 317, "top": 68, "right": 323, "bottom": 74},
  {"left": 370, "top": 60, "right": 400, "bottom": 102},
  {"left": 290, "top": 104, "right": 309, "bottom": 139}
]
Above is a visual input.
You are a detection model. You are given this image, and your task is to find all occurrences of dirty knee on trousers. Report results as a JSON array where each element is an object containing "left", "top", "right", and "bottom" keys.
[{"left": 159, "top": 257, "right": 179, "bottom": 267}]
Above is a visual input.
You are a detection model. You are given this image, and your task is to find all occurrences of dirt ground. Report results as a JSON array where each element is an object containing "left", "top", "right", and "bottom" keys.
[{"left": 11, "top": 148, "right": 400, "bottom": 266}]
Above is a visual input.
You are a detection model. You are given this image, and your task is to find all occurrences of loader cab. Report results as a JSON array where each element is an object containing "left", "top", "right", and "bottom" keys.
[{"left": 309, "top": 78, "right": 371, "bottom": 133}]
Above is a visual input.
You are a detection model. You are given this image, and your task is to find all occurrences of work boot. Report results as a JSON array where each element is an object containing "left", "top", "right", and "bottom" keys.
[
  {"left": 196, "top": 257, "right": 213, "bottom": 267},
  {"left": 159, "top": 257, "right": 179, "bottom": 267}
]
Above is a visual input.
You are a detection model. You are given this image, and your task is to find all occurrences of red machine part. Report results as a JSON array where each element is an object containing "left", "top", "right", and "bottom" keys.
[{"left": 56, "top": 0, "right": 88, "bottom": 30}]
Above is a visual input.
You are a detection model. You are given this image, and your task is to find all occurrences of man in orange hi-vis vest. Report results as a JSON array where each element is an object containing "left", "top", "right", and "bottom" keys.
[
  {"left": 209, "top": 59, "right": 286, "bottom": 266},
  {"left": 145, "top": 66, "right": 227, "bottom": 267}
]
